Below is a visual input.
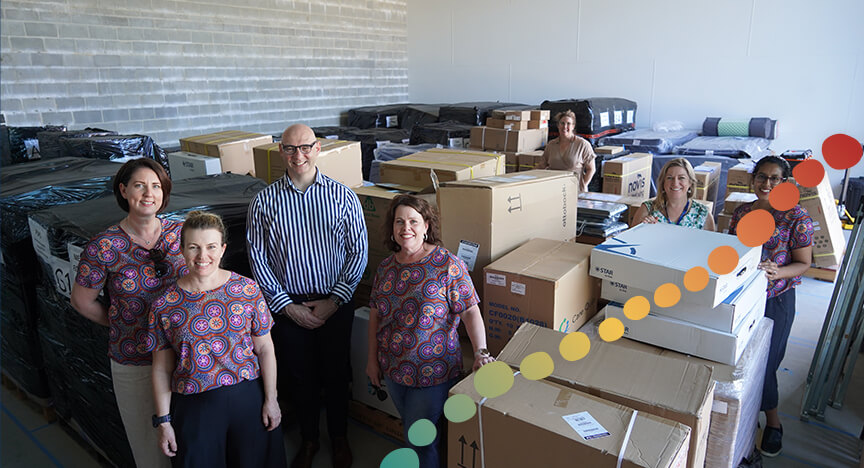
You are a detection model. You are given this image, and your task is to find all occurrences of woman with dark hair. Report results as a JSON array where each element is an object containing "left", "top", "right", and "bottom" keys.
[
  {"left": 71, "top": 157, "right": 183, "bottom": 468},
  {"left": 631, "top": 157, "right": 715, "bottom": 230},
  {"left": 728, "top": 155, "right": 814, "bottom": 457},
  {"left": 366, "top": 194, "right": 494, "bottom": 468},
  {"left": 150, "top": 211, "right": 286, "bottom": 468},
  {"left": 542, "top": 109, "right": 596, "bottom": 191}
]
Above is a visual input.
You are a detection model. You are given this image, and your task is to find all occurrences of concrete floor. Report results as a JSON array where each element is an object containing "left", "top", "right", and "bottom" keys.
[{"left": 1, "top": 276, "right": 862, "bottom": 467}]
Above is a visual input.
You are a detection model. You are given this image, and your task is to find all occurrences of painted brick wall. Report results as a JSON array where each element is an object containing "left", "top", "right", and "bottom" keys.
[{"left": 0, "top": 0, "right": 408, "bottom": 145}]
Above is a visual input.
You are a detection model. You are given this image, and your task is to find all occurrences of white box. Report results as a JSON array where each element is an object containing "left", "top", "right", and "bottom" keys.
[
  {"left": 350, "top": 307, "right": 400, "bottom": 418},
  {"left": 604, "top": 300, "right": 764, "bottom": 365},
  {"left": 590, "top": 223, "right": 761, "bottom": 308},
  {"left": 601, "top": 270, "right": 767, "bottom": 333},
  {"left": 168, "top": 151, "right": 223, "bottom": 180}
]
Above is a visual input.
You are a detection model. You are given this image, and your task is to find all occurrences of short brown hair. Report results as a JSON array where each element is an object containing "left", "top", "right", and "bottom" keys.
[
  {"left": 555, "top": 110, "right": 577, "bottom": 125},
  {"left": 181, "top": 210, "right": 227, "bottom": 247},
  {"left": 383, "top": 195, "right": 442, "bottom": 253},
  {"left": 112, "top": 158, "right": 172, "bottom": 212}
]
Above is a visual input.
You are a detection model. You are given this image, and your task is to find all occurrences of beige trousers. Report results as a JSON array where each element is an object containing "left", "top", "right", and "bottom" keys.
[{"left": 110, "top": 360, "right": 171, "bottom": 468}]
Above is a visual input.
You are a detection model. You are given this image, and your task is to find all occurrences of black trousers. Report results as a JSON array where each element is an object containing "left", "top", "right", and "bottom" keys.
[
  {"left": 761, "top": 287, "right": 796, "bottom": 411},
  {"left": 170, "top": 379, "right": 287, "bottom": 468},
  {"left": 271, "top": 297, "right": 354, "bottom": 443}
]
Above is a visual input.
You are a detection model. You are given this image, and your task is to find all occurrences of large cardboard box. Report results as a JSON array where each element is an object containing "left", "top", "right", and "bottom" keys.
[
  {"left": 350, "top": 307, "right": 400, "bottom": 417},
  {"left": 517, "top": 149, "right": 545, "bottom": 172},
  {"left": 486, "top": 118, "right": 529, "bottom": 131},
  {"left": 438, "top": 170, "right": 579, "bottom": 291},
  {"left": 604, "top": 299, "right": 763, "bottom": 365},
  {"left": 496, "top": 322, "right": 711, "bottom": 468},
  {"left": 167, "top": 151, "right": 222, "bottom": 180},
  {"left": 180, "top": 130, "right": 272, "bottom": 177},
  {"left": 693, "top": 161, "right": 722, "bottom": 190},
  {"left": 448, "top": 374, "right": 691, "bottom": 468},
  {"left": 717, "top": 213, "right": 732, "bottom": 234},
  {"left": 253, "top": 139, "right": 363, "bottom": 186},
  {"left": 482, "top": 239, "right": 598, "bottom": 355},
  {"left": 601, "top": 270, "right": 767, "bottom": 333},
  {"left": 724, "top": 192, "right": 758, "bottom": 215},
  {"left": 726, "top": 163, "right": 753, "bottom": 194},
  {"left": 379, "top": 149, "right": 504, "bottom": 192},
  {"left": 469, "top": 126, "right": 548, "bottom": 153},
  {"left": 798, "top": 176, "right": 845, "bottom": 266},
  {"left": 602, "top": 153, "right": 653, "bottom": 199},
  {"left": 590, "top": 223, "right": 762, "bottom": 307},
  {"left": 504, "top": 152, "right": 519, "bottom": 173}
]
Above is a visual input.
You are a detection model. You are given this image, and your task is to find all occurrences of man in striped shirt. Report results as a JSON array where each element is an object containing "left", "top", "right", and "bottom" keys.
[{"left": 247, "top": 124, "right": 368, "bottom": 468}]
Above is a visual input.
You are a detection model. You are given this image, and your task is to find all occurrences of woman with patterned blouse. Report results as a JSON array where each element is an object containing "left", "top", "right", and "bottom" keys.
[
  {"left": 729, "top": 156, "right": 814, "bottom": 458},
  {"left": 631, "top": 157, "right": 716, "bottom": 230},
  {"left": 149, "top": 211, "right": 286, "bottom": 468},
  {"left": 366, "top": 195, "right": 494, "bottom": 468},
  {"left": 71, "top": 158, "right": 183, "bottom": 468}
]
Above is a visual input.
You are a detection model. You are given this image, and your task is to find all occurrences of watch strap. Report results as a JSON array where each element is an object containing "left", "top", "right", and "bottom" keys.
[{"left": 152, "top": 413, "right": 172, "bottom": 427}]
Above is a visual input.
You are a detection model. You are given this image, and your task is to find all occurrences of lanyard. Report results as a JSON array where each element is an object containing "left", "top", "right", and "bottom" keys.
[{"left": 665, "top": 200, "right": 690, "bottom": 225}]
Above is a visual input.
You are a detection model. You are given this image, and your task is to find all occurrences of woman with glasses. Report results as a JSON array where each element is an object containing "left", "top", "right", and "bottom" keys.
[
  {"left": 71, "top": 158, "right": 185, "bottom": 468},
  {"left": 728, "top": 155, "right": 814, "bottom": 458},
  {"left": 366, "top": 195, "right": 494, "bottom": 468},
  {"left": 631, "top": 157, "right": 716, "bottom": 230},
  {"left": 149, "top": 211, "right": 286, "bottom": 467},
  {"left": 542, "top": 110, "right": 596, "bottom": 192}
]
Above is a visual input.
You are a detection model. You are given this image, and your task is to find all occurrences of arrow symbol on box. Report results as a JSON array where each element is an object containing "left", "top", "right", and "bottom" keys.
[
  {"left": 470, "top": 441, "right": 479, "bottom": 468},
  {"left": 458, "top": 435, "right": 467, "bottom": 467},
  {"left": 507, "top": 194, "right": 522, "bottom": 212}
]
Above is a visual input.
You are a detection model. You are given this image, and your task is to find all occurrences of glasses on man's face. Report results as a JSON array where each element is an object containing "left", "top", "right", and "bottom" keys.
[
  {"left": 148, "top": 248, "right": 169, "bottom": 278},
  {"left": 754, "top": 173, "right": 786, "bottom": 185},
  {"left": 279, "top": 142, "right": 317, "bottom": 155}
]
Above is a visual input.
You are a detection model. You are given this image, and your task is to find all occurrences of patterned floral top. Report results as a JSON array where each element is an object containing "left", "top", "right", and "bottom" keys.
[
  {"left": 370, "top": 246, "right": 479, "bottom": 388},
  {"left": 147, "top": 272, "right": 273, "bottom": 395},
  {"left": 642, "top": 199, "right": 711, "bottom": 229},
  {"left": 75, "top": 218, "right": 186, "bottom": 365},
  {"left": 729, "top": 203, "right": 814, "bottom": 298}
]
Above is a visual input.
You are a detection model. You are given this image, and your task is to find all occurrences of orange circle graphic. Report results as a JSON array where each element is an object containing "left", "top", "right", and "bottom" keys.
[
  {"left": 708, "top": 246, "right": 739, "bottom": 275},
  {"left": 769, "top": 182, "right": 800, "bottom": 211},
  {"left": 822, "top": 134, "right": 863, "bottom": 170},
  {"left": 683, "top": 266, "right": 709, "bottom": 292},
  {"left": 792, "top": 159, "right": 825, "bottom": 188},
  {"left": 736, "top": 209, "right": 775, "bottom": 247}
]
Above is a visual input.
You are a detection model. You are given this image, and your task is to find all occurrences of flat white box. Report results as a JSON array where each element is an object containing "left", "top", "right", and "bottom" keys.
[
  {"left": 168, "top": 151, "right": 223, "bottom": 180},
  {"left": 350, "top": 307, "right": 400, "bottom": 418},
  {"left": 601, "top": 270, "right": 767, "bottom": 333},
  {"left": 590, "top": 223, "right": 761, "bottom": 308},
  {"left": 604, "top": 299, "right": 764, "bottom": 365}
]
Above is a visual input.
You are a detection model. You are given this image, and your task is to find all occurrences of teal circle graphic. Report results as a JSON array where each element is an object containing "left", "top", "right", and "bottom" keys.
[
  {"left": 443, "top": 393, "right": 476, "bottom": 423},
  {"left": 407, "top": 418, "right": 437, "bottom": 447},
  {"left": 380, "top": 447, "right": 419, "bottom": 468}
]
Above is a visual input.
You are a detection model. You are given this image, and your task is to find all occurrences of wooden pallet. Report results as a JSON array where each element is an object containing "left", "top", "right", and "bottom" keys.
[
  {"left": 804, "top": 265, "right": 838, "bottom": 282},
  {"left": 0, "top": 372, "right": 57, "bottom": 423},
  {"left": 348, "top": 400, "right": 404, "bottom": 443}
]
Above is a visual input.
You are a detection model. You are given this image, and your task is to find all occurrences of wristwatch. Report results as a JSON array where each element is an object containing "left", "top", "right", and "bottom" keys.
[
  {"left": 329, "top": 294, "right": 345, "bottom": 308},
  {"left": 152, "top": 414, "right": 172, "bottom": 427},
  {"left": 474, "top": 348, "right": 491, "bottom": 358}
]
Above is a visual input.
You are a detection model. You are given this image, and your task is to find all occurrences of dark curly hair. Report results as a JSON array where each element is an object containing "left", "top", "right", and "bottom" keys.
[
  {"left": 382, "top": 195, "right": 442, "bottom": 253},
  {"left": 752, "top": 156, "right": 792, "bottom": 182},
  {"left": 112, "top": 158, "right": 171, "bottom": 213}
]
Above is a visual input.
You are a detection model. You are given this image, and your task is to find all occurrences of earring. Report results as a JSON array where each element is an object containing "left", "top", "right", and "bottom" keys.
[
  {"left": 423, "top": 233, "right": 428, "bottom": 241},
  {"left": 390, "top": 235, "right": 394, "bottom": 242}
]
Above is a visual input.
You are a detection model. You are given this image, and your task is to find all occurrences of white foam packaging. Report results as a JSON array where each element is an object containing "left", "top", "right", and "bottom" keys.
[
  {"left": 601, "top": 270, "right": 767, "bottom": 333},
  {"left": 590, "top": 223, "right": 761, "bottom": 308},
  {"left": 603, "top": 297, "right": 764, "bottom": 365}
]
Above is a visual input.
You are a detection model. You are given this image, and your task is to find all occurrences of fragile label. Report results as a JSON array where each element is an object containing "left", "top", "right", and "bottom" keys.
[
  {"left": 486, "top": 273, "right": 506, "bottom": 287},
  {"left": 510, "top": 282, "right": 526, "bottom": 295},
  {"left": 613, "top": 110, "right": 623, "bottom": 125},
  {"left": 563, "top": 412, "right": 610, "bottom": 440},
  {"left": 626, "top": 110, "right": 634, "bottom": 124},
  {"left": 599, "top": 112, "right": 610, "bottom": 128},
  {"left": 456, "top": 240, "right": 480, "bottom": 271}
]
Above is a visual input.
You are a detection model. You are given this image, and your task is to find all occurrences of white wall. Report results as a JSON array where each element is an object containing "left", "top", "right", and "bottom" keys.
[{"left": 407, "top": 0, "right": 864, "bottom": 194}]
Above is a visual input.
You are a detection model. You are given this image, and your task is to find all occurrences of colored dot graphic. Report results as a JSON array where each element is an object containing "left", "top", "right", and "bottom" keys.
[{"left": 379, "top": 133, "right": 862, "bottom": 468}]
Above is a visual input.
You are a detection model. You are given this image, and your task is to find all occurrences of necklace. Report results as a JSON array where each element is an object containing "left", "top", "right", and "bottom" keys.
[{"left": 121, "top": 219, "right": 161, "bottom": 246}]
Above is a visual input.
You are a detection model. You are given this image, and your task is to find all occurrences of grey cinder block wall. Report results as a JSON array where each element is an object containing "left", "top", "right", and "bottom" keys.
[{"left": 0, "top": 0, "right": 408, "bottom": 145}]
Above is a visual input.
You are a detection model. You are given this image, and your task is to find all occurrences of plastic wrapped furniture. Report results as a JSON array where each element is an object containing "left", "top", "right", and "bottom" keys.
[
  {"left": 1, "top": 125, "right": 66, "bottom": 165},
  {"left": 674, "top": 136, "right": 772, "bottom": 159},
  {"left": 408, "top": 121, "right": 474, "bottom": 147},
  {"left": 341, "top": 128, "right": 411, "bottom": 180},
  {"left": 37, "top": 128, "right": 117, "bottom": 160},
  {"left": 60, "top": 134, "right": 169, "bottom": 172},
  {"left": 347, "top": 104, "right": 409, "bottom": 129},
  {"left": 438, "top": 101, "right": 526, "bottom": 126},
  {"left": 311, "top": 126, "right": 359, "bottom": 140},
  {"left": 600, "top": 129, "right": 698, "bottom": 155},
  {"left": 541, "top": 98, "right": 637, "bottom": 140}
]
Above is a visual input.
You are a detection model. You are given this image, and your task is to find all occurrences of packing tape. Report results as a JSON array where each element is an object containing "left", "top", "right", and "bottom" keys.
[
  {"left": 814, "top": 251, "right": 838, "bottom": 258},
  {"left": 616, "top": 410, "right": 638, "bottom": 468},
  {"left": 476, "top": 370, "right": 521, "bottom": 468},
  {"left": 799, "top": 194, "right": 820, "bottom": 202},
  {"left": 603, "top": 166, "right": 648, "bottom": 178},
  {"left": 480, "top": 127, "right": 487, "bottom": 149},
  {"left": 426, "top": 148, "right": 499, "bottom": 158},
  {"left": 183, "top": 130, "right": 250, "bottom": 144},
  {"left": 726, "top": 184, "right": 751, "bottom": 190},
  {"left": 397, "top": 158, "right": 476, "bottom": 178}
]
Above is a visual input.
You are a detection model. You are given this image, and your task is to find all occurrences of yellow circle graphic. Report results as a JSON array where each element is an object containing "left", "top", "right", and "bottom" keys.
[
  {"left": 473, "top": 360, "right": 514, "bottom": 398},
  {"left": 519, "top": 352, "right": 554, "bottom": 380},
  {"left": 654, "top": 283, "right": 681, "bottom": 308},
  {"left": 559, "top": 332, "right": 590, "bottom": 361},
  {"left": 598, "top": 318, "right": 625, "bottom": 342},
  {"left": 623, "top": 296, "right": 650, "bottom": 320}
]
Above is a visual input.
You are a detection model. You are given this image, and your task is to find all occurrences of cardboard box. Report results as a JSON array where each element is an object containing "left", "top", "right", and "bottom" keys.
[
  {"left": 180, "top": 130, "right": 272, "bottom": 177},
  {"left": 486, "top": 118, "right": 529, "bottom": 131},
  {"left": 602, "top": 153, "right": 653, "bottom": 199},
  {"left": 531, "top": 110, "right": 551, "bottom": 121},
  {"left": 604, "top": 299, "right": 763, "bottom": 365},
  {"left": 724, "top": 192, "right": 758, "bottom": 215},
  {"left": 483, "top": 239, "right": 598, "bottom": 354},
  {"left": 348, "top": 400, "right": 403, "bottom": 442},
  {"left": 726, "top": 163, "right": 753, "bottom": 194},
  {"left": 717, "top": 213, "right": 732, "bottom": 234},
  {"left": 469, "top": 127, "right": 548, "bottom": 153},
  {"left": 601, "top": 270, "right": 767, "bottom": 333},
  {"left": 253, "top": 139, "right": 362, "bottom": 186},
  {"left": 694, "top": 179, "right": 719, "bottom": 203},
  {"left": 379, "top": 149, "right": 504, "bottom": 192},
  {"left": 497, "top": 322, "right": 710, "bottom": 468},
  {"left": 516, "top": 149, "right": 545, "bottom": 171},
  {"left": 798, "top": 177, "right": 845, "bottom": 266},
  {"left": 167, "top": 151, "right": 222, "bottom": 180},
  {"left": 693, "top": 162, "right": 722, "bottom": 189},
  {"left": 350, "top": 307, "right": 400, "bottom": 417},
  {"left": 438, "top": 170, "right": 579, "bottom": 291},
  {"left": 528, "top": 120, "right": 549, "bottom": 129},
  {"left": 589, "top": 223, "right": 762, "bottom": 307},
  {"left": 448, "top": 373, "right": 691, "bottom": 468},
  {"left": 491, "top": 109, "right": 532, "bottom": 121},
  {"left": 595, "top": 146, "right": 625, "bottom": 155},
  {"left": 504, "top": 152, "right": 519, "bottom": 173}
]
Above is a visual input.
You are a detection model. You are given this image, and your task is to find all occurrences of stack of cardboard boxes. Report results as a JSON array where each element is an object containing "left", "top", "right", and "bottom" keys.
[
  {"left": 253, "top": 138, "right": 364, "bottom": 187},
  {"left": 797, "top": 175, "right": 846, "bottom": 267},
  {"left": 716, "top": 192, "right": 757, "bottom": 234},
  {"left": 175, "top": 130, "right": 273, "bottom": 178},
  {"left": 725, "top": 162, "right": 754, "bottom": 195},
  {"left": 469, "top": 110, "right": 549, "bottom": 156},
  {"left": 692, "top": 162, "right": 722, "bottom": 211},
  {"left": 602, "top": 153, "right": 653, "bottom": 200}
]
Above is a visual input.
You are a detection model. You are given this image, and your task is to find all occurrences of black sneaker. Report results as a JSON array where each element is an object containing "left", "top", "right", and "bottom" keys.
[{"left": 760, "top": 425, "right": 783, "bottom": 457}]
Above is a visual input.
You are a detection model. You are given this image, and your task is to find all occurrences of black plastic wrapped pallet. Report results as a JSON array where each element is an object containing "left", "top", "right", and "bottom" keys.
[
  {"left": 541, "top": 98, "right": 637, "bottom": 137},
  {"left": 0, "top": 275, "right": 48, "bottom": 398},
  {"left": 2, "top": 125, "right": 67, "bottom": 164},
  {"left": 60, "top": 134, "right": 169, "bottom": 173},
  {"left": 408, "top": 121, "right": 474, "bottom": 146},
  {"left": 311, "top": 126, "right": 360, "bottom": 140},
  {"left": 35, "top": 286, "right": 134, "bottom": 468},
  {"left": 347, "top": 104, "right": 409, "bottom": 129},
  {"left": 438, "top": 102, "right": 526, "bottom": 126},
  {"left": 37, "top": 128, "right": 117, "bottom": 160},
  {"left": 341, "top": 128, "right": 411, "bottom": 180},
  {"left": 399, "top": 104, "right": 441, "bottom": 131}
]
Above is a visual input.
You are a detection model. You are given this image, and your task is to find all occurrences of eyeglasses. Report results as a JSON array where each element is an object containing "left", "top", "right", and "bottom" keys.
[
  {"left": 754, "top": 174, "right": 787, "bottom": 185},
  {"left": 279, "top": 142, "right": 317, "bottom": 155},
  {"left": 148, "top": 248, "right": 169, "bottom": 278},
  {"left": 367, "top": 380, "right": 388, "bottom": 402}
]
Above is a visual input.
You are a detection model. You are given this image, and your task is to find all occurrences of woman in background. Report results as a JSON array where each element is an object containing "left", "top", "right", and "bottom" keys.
[{"left": 542, "top": 110, "right": 596, "bottom": 192}]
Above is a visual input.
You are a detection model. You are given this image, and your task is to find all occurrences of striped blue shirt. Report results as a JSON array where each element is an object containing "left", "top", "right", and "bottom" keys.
[{"left": 246, "top": 170, "right": 368, "bottom": 314}]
